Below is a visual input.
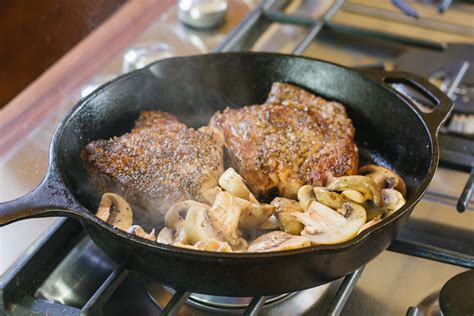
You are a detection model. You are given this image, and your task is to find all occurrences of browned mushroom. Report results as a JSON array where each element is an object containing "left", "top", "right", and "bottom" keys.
[
  {"left": 359, "top": 164, "right": 407, "bottom": 197},
  {"left": 313, "top": 187, "right": 343, "bottom": 209},
  {"left": 218, "top": 168, "right": 258, "bottom": 202},
  {"left": 95, "top": 193, "right": 133, "bottom": 231},
  {"left": 247, "top": 231, "right": 311, "bottom": 252},
  {"left": 233, "top": 196, "right": 275, "bottom": 229},
  {"left": 293, "top": 201, "right": 366, "bottom": 245},
  {"left": 127, "top": 225, "right": 156, "bottom": 241},
  {"left": 327, "top": 176, "right": 383, "bottom": 207},
  {"left": 297, "top": 185, "right": 316, "bottom": 210},
  {"left": 271, "top": 197, "right": 304, "bottom": 235}
]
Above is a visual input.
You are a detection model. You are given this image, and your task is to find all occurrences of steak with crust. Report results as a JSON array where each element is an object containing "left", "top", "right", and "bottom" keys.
[
  {"left": 210, "top": 82, "right": 358, "bottom": 199},
  {"left": 81, "top": 111, "right": 224, "bottom": 226}
]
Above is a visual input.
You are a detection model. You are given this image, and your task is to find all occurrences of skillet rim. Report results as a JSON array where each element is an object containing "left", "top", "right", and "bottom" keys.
[{"left": 52, "top": 51, "right": 439, "bottom": 259}]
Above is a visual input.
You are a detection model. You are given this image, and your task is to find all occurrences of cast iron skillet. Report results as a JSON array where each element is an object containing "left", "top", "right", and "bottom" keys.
[{"left": 0, "top": 53, "right": 453, "bottom": 296}]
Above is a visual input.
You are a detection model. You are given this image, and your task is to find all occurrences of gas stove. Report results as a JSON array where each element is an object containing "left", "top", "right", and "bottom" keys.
[{"left": 0, "top": 1, "right": 473, "bottom": 315}]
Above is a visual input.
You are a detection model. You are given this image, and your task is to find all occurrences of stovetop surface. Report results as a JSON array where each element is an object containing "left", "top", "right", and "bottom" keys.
[{"left": 1, "top": 1, "right": 473, "bottom": 315}]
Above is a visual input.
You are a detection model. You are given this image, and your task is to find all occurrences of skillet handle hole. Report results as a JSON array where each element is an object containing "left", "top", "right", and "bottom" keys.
[{"left": 384, "top": 78, "right": 439, "bottom": 114}]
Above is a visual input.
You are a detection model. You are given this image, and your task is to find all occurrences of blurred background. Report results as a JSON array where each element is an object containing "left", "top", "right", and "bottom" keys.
[{"left": 0, "top": 0, "right": 125, "bottom": 108}]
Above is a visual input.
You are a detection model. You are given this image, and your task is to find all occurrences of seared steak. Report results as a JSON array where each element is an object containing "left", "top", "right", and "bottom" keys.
[
  {"left": 82, "top": 111, "right": 224, "bottom": 226},
  {"left": 211, "top": 82, "right": 358, "bottom": 199}
]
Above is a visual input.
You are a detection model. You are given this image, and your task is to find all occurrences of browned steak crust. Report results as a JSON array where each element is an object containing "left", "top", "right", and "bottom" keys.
[
  {"left": 211, "top": 82, "right": 358, "bottom": 199},
  {"left": 81, "top": 111, "right": 224, "bottom": 225}
]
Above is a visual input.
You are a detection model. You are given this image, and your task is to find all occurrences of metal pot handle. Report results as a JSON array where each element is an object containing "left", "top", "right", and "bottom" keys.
[
  {"left": 361, "top": 70, "right": 454, "bottom": 133},
  {"left": 0, "top": 168, "right": 93, "bottom": 226}
]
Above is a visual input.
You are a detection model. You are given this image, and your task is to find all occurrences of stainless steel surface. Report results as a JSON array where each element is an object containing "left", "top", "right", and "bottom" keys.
[
  {"left": 411, "top": 291, "right": 442, "bottom": 316},
  {"left": 178, "top": 0, "right": 228, "bottom": 29},
  {"left": 1, "top": 0, "right": 474, "bottom": 315},
  {"left": 327, "top": 267, "right": 364, "bottom": 316},
  {"left": 35, "top": 237, "right": 117, "bottom": 308}
]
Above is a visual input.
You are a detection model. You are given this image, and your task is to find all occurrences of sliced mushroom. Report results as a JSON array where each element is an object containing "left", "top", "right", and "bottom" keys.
[
  {"left": 257, "top": 213, "right": 279, "bottom": 230},
  {"left": 257, "top": 214, "right": 280, "bottom": 230},
  {"left": 359, "top": 165, "right": 407, "bottom": 197},
  {"left": 157, "top": 226, "right": 189, "bottom": 245},
  {"left": 164, "top": 200, "right": 209, "bottom": 228},
  {"left": 233, "top": 195, "right": 275, "bottom": 229},
  {"left": 248, "top": 231, "right": 311, "bottom": 252},
  {"left": 297, "top": 185, "right": 315, "bottom": 210},
  {"left": 271, "top": 197, "right": 304, "bottom": 235},
  {"left": 327, "top": 176, "right": 383, "bottom": 207},
  {"left": 127, "top": 225, "right": 156, "bottom": 241},
  {"left": 382, "top": 189, "right": 406, "bottom": 212},
  {"left": 218, "top": 168, "right": 258, "bottom": 202},
  {"left": 207, "top": 191, "right": 247, "bottom": 249},
  {"left": 341, "top": 189, "right": 367, "bottom": 204},
  {"left": 184, "top": 205, "right": 218, "bottom": 244},
  {"left": 194, "top": 239, "right": 233, "bottom": 252},
  {"left": 357, "top": 217, "right": 381, "bottom": 235},
  {"left": 96, "top": 193, "right": 133, "bottom": 231},
  {"left": 314, "top": 187, "right": 343, "bottom": 209},
  {"left": 292, "top": 201, "right": 366, "bottom": 245},
  {"left": 202, "top": 186, "right": 223, "bottom": 205},
  {"left": 156, "top": 227, "right": 175, "bottom": 244}
]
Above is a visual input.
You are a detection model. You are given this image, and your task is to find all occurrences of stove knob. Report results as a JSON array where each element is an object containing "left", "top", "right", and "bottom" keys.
[{"left": 178, "top": 0, "right": 228, "bottom": 29}]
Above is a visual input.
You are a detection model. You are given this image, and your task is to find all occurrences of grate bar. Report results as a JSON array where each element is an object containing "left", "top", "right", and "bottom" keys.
[
  {"left": 292, "top": 0, "right": 345, "bottom": 55},
  {"left": 243, "top": 296, "right": 268, "bottom": 316},
  {"left": 81, "top": 265, "right": 129, "bottom": 316},
  {"left": 161, "top": 290, "right": 191, "bottom": 316},
  {"left": 263, "top": 10, "right": 445, "bottom": 50},
  {"left": 326, "top": 267, "right": 365, "bottom": 316},
  {"left": 388, "top": 239, "right": 474, "bottom": 269},
  {"left": 457, "top": 167, "right": 474, "bottom": 212},
  {"left": 215, "top": 0, "right": 291, "bottom": 53}
]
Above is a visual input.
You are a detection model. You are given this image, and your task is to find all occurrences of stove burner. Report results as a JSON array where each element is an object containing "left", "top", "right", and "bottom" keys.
[
  {"left": 142, "top": 277, "right": 331, "bottom": 314},
  {"left": 142, "top": 277, "right": 292, "bottom": 313},
  {"left": 439, "top": 270, "right": 474, "bottom": 315}
]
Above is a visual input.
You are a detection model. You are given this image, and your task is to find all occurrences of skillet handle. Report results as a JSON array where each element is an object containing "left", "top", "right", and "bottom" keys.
[
  {"left": 362, "top": 70, "right": 454, "bottom": 133},
  {"left": 0, "top": 170, "right": 92, "bottom": 226}
]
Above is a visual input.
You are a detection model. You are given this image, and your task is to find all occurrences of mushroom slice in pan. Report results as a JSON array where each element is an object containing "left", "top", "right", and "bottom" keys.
[
  {"left": 363, "top": 188, "right": 406, "bottom": 226},
  {"left": 194, "top": 239, "right": 233, "bottom": 252},
  {"left": 157, "top": 226, "right": 189, "bottom": 245},
  {"left": 327, "top": 176, "right": 383, "bottom": 207},
  {"left": 248, "top": 231, "right": 311, "bottom": 252},
  {"left": 233, "top": 196, "right": 275, "bottom": 229},
  {"left": 382, "top": 189, "right": 406, "bottom": 212},
  {"left": 359, "top": 164, "right": 407, "bottom": 197},
  {"left": 164, "top": 200, "right": 209, "bottom": 229},
  {"left": 207, "top": 191, "right": 247, "bottom": 249},
  {"left": 257, "top": 214, "right": 280, "bottom": 230},
  {"left": 202, "top": 186, "right": 223, "bottom": 205},
  {"left": 341, "top": 189, "right": 366, "bottom": 204},
  {"left": 156, "top": 227, "right": 175, "bottom": 244},
  {"left": 271, "top": 197, "right": 304, "bottom": 235},
  {"left": 184, "top": 204, "right": 218, "bottom": 244},
  {"left": 313, "top": 187, "right": 343, "bottom": 209},
  {"left": 218, "top": 168, "right": 258, "bottom": 202},
  {"left": 292, "top": 201, "right": 366, "bottom": 245},
  {"left": 297, "top": 185, "right": 316, "bottom": 210},
  {"left": 96, "top": 193, "right": 133, "bottom": 231},
  {"left": 127, "top": 225, "right": 156, "bottom": 241}
]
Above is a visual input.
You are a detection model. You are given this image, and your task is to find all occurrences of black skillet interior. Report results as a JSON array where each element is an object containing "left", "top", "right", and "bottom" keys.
[{"left": 57, "top": 52, "right": 433, "bottom": 234}]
